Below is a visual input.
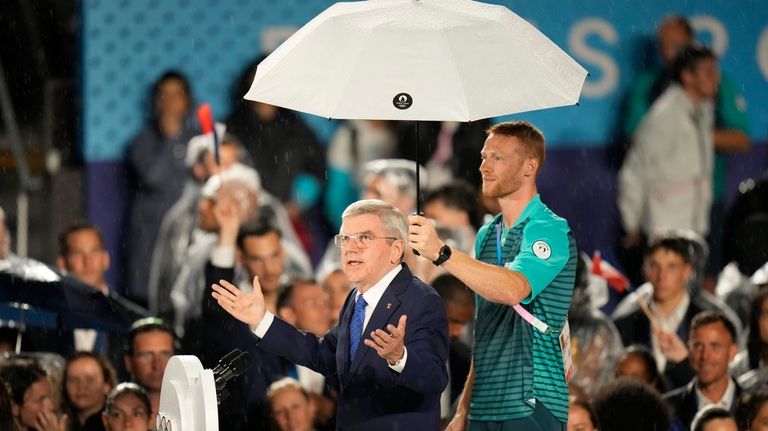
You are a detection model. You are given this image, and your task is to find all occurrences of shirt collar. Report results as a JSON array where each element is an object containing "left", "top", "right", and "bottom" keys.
[
  {"left": 512, "top": 194, "right": 542, "bottom": 228},
  {"left": 649, "top": 291, "right": 690, "bottom": 371},
  {"left": 695, "top": 377, "right": 737, "bottom": 410},
  {"left": 650, "top": 291, "right": 690, "bottom": 331},
  {"left": 664, "top": 83, "right": 693, "bottom": 112},
  {"left": 493, "top": 194, "right": 543, "bottom": 229},
  {"left": 358, "top": 264, "right": 403, "bottom": 310}
]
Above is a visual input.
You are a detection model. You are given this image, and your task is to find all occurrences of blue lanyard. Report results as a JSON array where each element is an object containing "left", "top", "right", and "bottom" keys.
[{"left": 495, "top": 221, "right": 504, "bottom": 266}]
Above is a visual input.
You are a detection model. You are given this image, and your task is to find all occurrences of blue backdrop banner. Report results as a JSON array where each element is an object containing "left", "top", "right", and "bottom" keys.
[{"left": 82, "top": 0, "right": 768, "bottom": 161}]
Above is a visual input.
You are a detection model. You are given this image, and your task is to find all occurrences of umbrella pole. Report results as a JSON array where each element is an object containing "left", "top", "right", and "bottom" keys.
[
  {"left": 412, "top": 121, "right": 424, "bottom": 257},
  {"left": 415, "top": 121, "right": 421, "bottom": 214}
]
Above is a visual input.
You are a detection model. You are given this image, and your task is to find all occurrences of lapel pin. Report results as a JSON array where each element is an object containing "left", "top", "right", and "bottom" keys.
[{"left": 387, "top": 303, "right": 392, "bottom": 309}]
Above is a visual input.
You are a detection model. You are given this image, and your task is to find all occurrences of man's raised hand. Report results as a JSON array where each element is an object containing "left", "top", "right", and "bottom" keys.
[
  {"left": 654, "top": 327, "right": 689, "bottom": 363},
  {"left": 211, "top": 276, "right": 266, "bottom": 326},
  {"left": 213, "top": 196, "right": 241, "bottom": 245},
  {"left": 364, "top": 315, "right": 407, "bottom": 365}
]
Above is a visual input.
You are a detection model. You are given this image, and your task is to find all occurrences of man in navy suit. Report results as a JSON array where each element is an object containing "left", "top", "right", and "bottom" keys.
[
  {"left": 663, "top": 310, "right": 741, "bottom": 431},
  {"left": 213, "top": 199, "right": 449, "bottom": 430}
]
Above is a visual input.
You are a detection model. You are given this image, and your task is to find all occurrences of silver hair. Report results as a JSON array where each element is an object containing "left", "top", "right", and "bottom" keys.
[
  {"left": 342, "top": 199, "right": 408, "bottom": 261},
  {"left": 202, "top": 163, "right": 261, "bottom": 195}
]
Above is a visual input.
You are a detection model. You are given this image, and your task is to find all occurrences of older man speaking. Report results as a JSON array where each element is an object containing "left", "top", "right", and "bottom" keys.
[{"left": 212, "top": 199, "right": 449, "bottom": 431}]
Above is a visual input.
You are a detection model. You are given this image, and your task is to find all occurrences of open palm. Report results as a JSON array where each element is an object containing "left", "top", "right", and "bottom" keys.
[{"left": 211, "top": 276, "right": 266, "bottom": 326}]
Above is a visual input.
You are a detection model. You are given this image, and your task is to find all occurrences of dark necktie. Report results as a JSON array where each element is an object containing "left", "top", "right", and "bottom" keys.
[{"left": 349, "top": 295, "right": 367, "bottom": 361}]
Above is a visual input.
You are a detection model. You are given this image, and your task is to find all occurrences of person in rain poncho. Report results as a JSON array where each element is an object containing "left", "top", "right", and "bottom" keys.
[
  {"left": 147, "top": 124, "right": 245, "bottom": 320},
  {"left": 169, "top": 163, "right": 309, "bottom": 337},
  {"left": 567, "top": 253, "right": 624, "bottom": 395}
]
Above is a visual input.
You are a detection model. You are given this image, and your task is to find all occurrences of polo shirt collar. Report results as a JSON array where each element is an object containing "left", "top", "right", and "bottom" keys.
[{"left": 510, "top": 194, "right": 543, "bottom": 228}]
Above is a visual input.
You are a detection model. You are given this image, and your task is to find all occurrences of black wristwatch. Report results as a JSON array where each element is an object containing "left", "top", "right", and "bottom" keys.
[{"left": 432, "top": 243, "right": 452, "bottom": 266}]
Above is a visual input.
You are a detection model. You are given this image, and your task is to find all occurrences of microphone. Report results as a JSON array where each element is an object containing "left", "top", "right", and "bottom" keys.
[
  {"left": 214, "top": 351, "right": 253, "bottom": 388},
  {"left": 212, "top": 348, "right": 241, "bottom": 376},
  {"left": 212, "top": 350, "right": 254, "bottom": 404}
]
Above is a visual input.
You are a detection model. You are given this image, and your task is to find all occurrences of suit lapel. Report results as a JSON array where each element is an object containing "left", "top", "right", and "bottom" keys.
[
  {"left": 685, "top": 382, "right": 699, "bottom": 424},
  {"left": 639, "top": 309, "right": 652, "bottom": 346},
  {"left": 349, "top": 266, "right": 410, "bottom": 376}
]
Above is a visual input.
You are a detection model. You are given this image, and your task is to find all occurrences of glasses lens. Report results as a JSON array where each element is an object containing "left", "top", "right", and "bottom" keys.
[{"left": 358, "top": 234, "right": 372, "bottom": 247}]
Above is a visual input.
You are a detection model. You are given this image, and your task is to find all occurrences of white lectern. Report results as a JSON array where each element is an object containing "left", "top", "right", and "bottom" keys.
[{"left": 156, "top": 355, "right": 218, "bottom": 431}]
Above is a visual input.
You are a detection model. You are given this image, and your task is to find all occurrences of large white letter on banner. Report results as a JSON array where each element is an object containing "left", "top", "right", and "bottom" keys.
[
  {"left": 569, "top": 18, "right": 619, "bottom": 98},
  {"left": 758, "top": 26, "right": 768, "bottom": 81},
  {"left": 691, "top": 15, "right": 728, "bottom": 58}
]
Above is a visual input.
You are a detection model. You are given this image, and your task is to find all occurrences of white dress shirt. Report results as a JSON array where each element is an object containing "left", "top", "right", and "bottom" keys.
[
  {"left": 74, "top": 286, "right": 109, "bottom": 352},
  {"left": 696, "top": 377, "right": 737, "bottom": 411},
  {"left": 650, "top": 292, "right": 690, "bottom": 371}
]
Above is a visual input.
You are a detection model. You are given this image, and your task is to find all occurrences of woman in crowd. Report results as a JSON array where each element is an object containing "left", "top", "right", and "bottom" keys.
[
  {"left": 61, "top": 352, "right": 117, "bottom": 431},
  {"left": 731, "top": 289, "right": 768, "bottom": 380},
  {"left": 691, "top": 406, "right": 738, "bottom": 431},
  {"left": 567, "top": 397, "right": 599, "bottom": 431},
  {"left": 127, "top": 70, "right": 197, "bottom": 302},
  {"left": 615, "top": 344, "right": 666, "bottom": 393},
  {"left": 736, "top": 389, "right": 768, "bottom": 431},
  {"left": 592, "top": 377, "right": 670, "bottom": 431},
  {"left": 101, "top": 383, "right": 152, "bottom": 431},
  {"left": 1, "top": 360, "right": 66, "bottom": 431},
  {"left": 1, "top": 376, "right": 17, "bottom": 430}
]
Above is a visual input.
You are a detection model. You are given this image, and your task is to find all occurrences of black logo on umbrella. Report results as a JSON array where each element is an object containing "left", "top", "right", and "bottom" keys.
[{"left": 393, "top": 93, "right": 413, "bottom": 110}]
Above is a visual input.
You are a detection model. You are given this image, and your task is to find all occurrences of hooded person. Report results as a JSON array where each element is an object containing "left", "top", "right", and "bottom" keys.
[
  {"left": 147, "top": 124, "right": 244, "bottom": 319},
  {"left": 567, "top": 252, "right": 625, "bottom": 394},
  {"left": 169, "top": 163, "right": 262, "bottom": 336},
  {"left": 170, "top": 163, "right": 310, "bottom": 337}
]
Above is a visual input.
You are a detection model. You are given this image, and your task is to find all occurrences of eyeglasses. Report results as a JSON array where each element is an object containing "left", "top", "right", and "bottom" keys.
[{"left": 334, "top": 233, "right": 398, "bottom": 248}]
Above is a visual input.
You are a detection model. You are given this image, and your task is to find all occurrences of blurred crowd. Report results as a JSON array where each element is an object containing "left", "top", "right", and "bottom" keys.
[{"left": 1, "top": 13, "right": 767, "bottom": 431}]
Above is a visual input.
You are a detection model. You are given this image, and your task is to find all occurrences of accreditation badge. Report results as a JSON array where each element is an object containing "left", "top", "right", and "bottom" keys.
[{"left": 559, "top": 319, "right": 573, "bottom": 383}]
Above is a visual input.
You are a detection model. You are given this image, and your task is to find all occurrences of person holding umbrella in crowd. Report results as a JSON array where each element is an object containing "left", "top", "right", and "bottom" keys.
[{"left": 410, "top": 121, "right": 577, "bottom": 430}]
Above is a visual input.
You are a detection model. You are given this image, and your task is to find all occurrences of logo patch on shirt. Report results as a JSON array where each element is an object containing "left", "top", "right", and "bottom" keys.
[{"left": 532, "top": 241, "right": 551, "bottom": 259}]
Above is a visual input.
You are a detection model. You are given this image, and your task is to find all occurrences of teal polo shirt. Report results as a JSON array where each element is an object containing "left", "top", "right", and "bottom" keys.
[{"left": 470, "top": 194, "right": 577, "bottom": 424}]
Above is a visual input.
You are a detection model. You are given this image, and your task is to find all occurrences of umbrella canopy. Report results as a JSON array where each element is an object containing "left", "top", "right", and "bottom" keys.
[{"left": 245, "top": 0, "right": 587, "bottom": 122}]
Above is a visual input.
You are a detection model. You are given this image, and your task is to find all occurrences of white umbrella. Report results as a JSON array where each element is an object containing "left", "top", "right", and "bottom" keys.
[{"left": 245, "top": 0, "right": 587, "bottom": 122}]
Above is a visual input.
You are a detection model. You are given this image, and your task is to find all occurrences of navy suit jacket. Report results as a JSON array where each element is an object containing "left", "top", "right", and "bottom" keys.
[
  {"left": 664, "top": 378, "right": 742, "bottom": 431},
  {"left": 259, "top": 264, "right": 449, "bottom": 431}
]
